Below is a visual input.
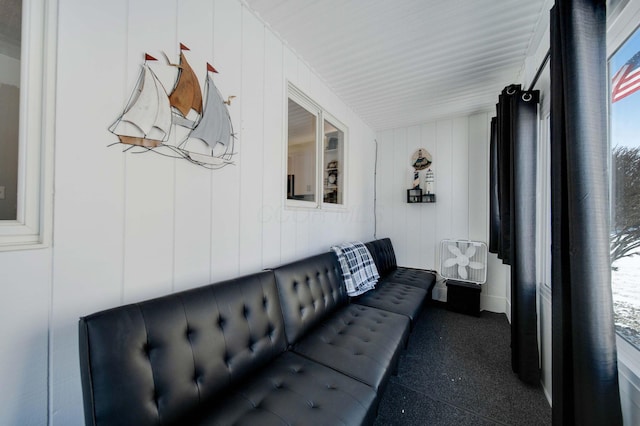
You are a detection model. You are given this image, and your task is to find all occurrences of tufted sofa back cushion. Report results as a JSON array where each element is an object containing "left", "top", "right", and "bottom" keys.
[
  {"left": 273, "top": 252, "right": 348, "bottom": 345},
  {"left": 365, "top": 238, "right": 398, "bottom": 276},
  {"left": 79, "top": 271, "right": 286, "bottom": 426}
]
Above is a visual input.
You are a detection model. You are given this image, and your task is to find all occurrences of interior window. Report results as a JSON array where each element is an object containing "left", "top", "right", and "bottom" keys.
[
  {"left": 0, "top": 0, "right": 21, "bottom": 220},
  {"left": 609, "top": 24, "right": 640, "bottom": 351},
  {"left": 287, "top": 98, "right": 317, "bottom": 203},
  {"left": 323, "top": 120, "right": 344, "bottom": 205},
  {"left": 286, "top": 84, "right": 348, "bottom": 208}
]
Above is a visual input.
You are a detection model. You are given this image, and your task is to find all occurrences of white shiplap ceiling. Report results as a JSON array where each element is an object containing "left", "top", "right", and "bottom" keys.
[{"left": 244, "top": 0, "right": 548, "bottom": 131}]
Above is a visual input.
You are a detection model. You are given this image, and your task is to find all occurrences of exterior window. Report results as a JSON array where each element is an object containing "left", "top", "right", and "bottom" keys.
[
  {"left": 609, "top": 24, "right": 640, "bottom": 350},
  {"left": 0, "top": 0, "right": 56, "bottom": 250},
  {"left": 286, "top": 84, "right": 347, "bottom": 208}
]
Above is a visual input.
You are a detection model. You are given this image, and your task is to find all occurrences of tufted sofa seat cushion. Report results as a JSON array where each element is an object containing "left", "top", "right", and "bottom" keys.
[
  {"left": 365, "top": 238, "right": 437, "bottom": 294},
  {"left": 79, "top": 271, "right": 287, "bottom": 426},
  {"left": 273, "top": 253, "right": 410, "bottom": 391},
  {"left": 290, "top": 303, "right": 409, "bottom": 391},
  {"left": 352, "top": 281, "right": 427, "bottom": 323},
  {"left": 190, "top": 351, "right": 378, "bottom": 425},
  {"left": 380, "top": 267, "right": 436, "bottom": 292}
]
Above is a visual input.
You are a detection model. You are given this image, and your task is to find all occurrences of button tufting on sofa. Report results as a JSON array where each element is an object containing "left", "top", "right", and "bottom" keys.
[{"left": 79, "top": 240, "right": 425, "bottom": 425}]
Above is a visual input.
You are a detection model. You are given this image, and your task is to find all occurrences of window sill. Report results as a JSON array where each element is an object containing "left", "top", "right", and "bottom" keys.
[
  {"left": 285, "top": 199, "right": 318, "bottom": 210},
  {"left": 616, "top": 335, "right": 640, "bottom": 422},
  {"left": 284, "top": 200, "right": 347, "bottom": 211},
  {"left": 0, "top": 221, "right": 51, "bottom": 252},
  {"left": 618, "top": 335, "right": 640, "bottom": 379}
]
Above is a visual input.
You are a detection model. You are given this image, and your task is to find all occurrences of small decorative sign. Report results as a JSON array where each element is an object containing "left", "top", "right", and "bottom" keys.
[{"left": 425, "top": 168, "right": 434, "bottom": 194}]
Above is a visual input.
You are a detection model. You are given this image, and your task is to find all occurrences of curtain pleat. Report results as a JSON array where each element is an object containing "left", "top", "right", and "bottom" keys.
[
  {"left": 550, "top": 1, "right": 623, "bottom": 424},
  {"left": 489, "top": 118, "right": 500, "bottom": 254}
]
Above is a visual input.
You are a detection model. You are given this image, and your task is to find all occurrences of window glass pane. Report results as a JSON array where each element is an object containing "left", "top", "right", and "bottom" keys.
[
  {"left": 287, "top": 98, "right": 316, "bottom": 202},
  {"left": 610, "top": 25, "right": 640, "bottom": 350},
  {"left": 323, "top": 120, "right": 344, "bottom": 205},
  {"left": 0, "top": 0, "right": 21, "bottom": 220}
]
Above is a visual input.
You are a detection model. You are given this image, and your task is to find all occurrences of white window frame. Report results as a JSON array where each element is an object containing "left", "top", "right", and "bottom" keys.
[
  {"left": 285, "top": 83, "right": 348, "bottom": 210},
  {"left": 0, "top": 0, "right": 57, "bottom": 251},
  {"left": 535, "top": 112, "right": 551, "bottom": 291}
]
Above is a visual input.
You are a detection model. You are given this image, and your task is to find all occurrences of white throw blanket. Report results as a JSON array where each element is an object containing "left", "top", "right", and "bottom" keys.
[{"left": 331, "top": 242, "right": 380, "bottom": 296}]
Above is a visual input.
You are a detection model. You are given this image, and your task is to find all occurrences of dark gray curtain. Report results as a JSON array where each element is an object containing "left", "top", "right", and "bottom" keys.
[
  {"left": 510, "top": 89, "right": 541, "bottom": 385},
  {"left": 494, "top": 87, "right": 519, "bottom": 264},
  {"left": 550, "top": 1, "right": 623, "bottom": 424},
  {"left": 490, "top": 85, "right": 541, "bottom": 384}
]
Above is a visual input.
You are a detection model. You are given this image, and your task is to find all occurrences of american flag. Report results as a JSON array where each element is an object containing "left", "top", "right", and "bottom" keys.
[{"left": 612, "top": 51, "right": 640, "bottom": 103}]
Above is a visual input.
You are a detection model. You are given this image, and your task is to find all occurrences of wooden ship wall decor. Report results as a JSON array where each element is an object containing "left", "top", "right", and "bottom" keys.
[{"left": 109, "top": 44, "right": 236, "bottom": 169}]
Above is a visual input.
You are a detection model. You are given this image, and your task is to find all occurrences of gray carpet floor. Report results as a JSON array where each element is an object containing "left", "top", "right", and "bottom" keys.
[{"left": 374, "top": 304, "right": 552, "bottom": 425}]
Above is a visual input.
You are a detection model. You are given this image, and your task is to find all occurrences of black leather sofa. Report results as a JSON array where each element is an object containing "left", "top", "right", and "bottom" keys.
[{"left": 78, "top": 238, "right": 436, "bottom": 425}]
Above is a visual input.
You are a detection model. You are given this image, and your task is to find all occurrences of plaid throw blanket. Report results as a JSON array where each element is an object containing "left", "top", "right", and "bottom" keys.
[{"left": 331, "top": 242, "right": 380, "bottom": 296}]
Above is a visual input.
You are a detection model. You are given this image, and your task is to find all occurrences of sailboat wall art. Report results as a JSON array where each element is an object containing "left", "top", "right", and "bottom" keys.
[{"left": 109, "top": 44, "right": 236, "bottom": 169}]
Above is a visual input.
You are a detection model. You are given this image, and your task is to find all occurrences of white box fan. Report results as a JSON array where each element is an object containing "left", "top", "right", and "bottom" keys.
[{"left": 439, "top": 239, "right": 488, "bottom": 284}]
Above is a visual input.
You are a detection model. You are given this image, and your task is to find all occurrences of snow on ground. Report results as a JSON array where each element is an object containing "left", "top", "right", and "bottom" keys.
[{"left": 612, "top": 256, "right": 640, "bottom": 348}]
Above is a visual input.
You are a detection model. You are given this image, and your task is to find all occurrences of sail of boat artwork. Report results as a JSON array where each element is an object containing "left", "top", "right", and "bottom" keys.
[{"left": 109, "top": 44, "right": 235, "bottom": 169}]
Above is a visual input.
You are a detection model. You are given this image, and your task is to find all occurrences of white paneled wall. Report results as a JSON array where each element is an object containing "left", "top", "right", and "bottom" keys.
[
  {"left": 0, "top": 0, "right": 376, "bottom": 424},
  {"left": 0, "top": 249, "right": 51, "bottom": 426},
  {"left": 376, "top": 112, "right": 508, "bottom": 313},
  {"left": 173, "top": 0, "right": 216, "bottom": 292}
]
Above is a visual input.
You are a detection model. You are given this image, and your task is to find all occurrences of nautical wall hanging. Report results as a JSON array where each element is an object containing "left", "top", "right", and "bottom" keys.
[
  {"left": 411, "top": 148, "right": 432, "bottom": 188},
  {"left": 109, "top": 44, "right": 236, "bottom": 169},
  {"left": 407, "top": 148, "right": 435, "bottom": 203}
]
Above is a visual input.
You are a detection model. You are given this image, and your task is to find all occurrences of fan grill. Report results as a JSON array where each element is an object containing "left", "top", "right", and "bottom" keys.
[{"left": 439, "top": 239, "right": 488, "bottom": 284}]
